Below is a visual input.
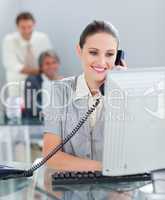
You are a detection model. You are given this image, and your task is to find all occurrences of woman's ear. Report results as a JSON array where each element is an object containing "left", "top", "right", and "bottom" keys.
[{"left": 76, "top": 44, "right": 82, "bottom": 58}]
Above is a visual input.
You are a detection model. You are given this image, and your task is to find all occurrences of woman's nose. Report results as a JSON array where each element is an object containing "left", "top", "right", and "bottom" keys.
[{"left": 97, "top": 56, "right": 106, "bottom": 66}]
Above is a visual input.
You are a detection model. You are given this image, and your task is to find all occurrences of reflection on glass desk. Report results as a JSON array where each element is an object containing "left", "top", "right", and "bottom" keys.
[{"left": 1, "top": 161, "right": 163, "bottom": 200}]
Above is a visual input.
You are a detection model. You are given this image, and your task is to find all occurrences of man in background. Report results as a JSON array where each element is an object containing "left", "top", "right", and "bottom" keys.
[
  {"left": 24, "top": 50, "right": 62, "bottom": 119},
  {"left": 2, "top": 12, "right": 52, "bottom": 97}
]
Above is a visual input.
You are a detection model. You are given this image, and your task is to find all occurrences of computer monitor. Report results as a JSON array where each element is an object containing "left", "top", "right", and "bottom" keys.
[{"left": 103, "top": 67, "right": 165, "bottom": 176}]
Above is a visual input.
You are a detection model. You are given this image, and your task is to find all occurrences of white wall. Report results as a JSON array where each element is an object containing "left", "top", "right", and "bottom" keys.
[
  {"left": 0, "top": 0, "right": 20, "bottom": 109},
  {"left": 19, "top": 0, "right": 165, "bottom": 76},
  {"left": 0, "top": 0, "right": 20, "bottom": 66}
]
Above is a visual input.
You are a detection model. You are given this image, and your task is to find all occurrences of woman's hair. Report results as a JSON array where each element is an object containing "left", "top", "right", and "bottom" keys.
[
  {"left": 79, "top": 20, "right": 119, "bottom": 49},
  {"left": 38, "top": 50, "right": 60, "bottom": 70}
]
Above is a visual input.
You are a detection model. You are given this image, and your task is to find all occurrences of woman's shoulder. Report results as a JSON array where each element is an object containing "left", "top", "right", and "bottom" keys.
[
  {"left": 52, "top": 76, "right": 78, "bottom": 91},
  {"left": 50, "top": 76, "right": 78, "bottom": 104}
]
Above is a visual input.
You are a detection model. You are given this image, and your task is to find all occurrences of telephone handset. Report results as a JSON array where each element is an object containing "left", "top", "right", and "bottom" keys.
[
  {"left": 99, "top": 50, "right": 126, "bottom": 96},
  {"left": 115, "top": 50, "right": 125, "bottom": 66}
]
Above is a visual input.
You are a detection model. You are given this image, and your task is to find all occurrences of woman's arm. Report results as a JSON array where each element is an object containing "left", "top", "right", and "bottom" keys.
[{"left": 43, "top": 133, "right": 102, "bottom": 171}]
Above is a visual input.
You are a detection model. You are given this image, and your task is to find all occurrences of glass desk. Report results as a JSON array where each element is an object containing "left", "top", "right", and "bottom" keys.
[
  {"left": 0, "top": 116, "right": 43, "bottom": 163},
  {"left": 0, "top": 115, "right": 43, "bottom": 126},
  {"left": 0, "top": 162, "right": 164, "bottom": 200}
]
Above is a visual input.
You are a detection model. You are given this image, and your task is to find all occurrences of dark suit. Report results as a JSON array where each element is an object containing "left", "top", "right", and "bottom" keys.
[{"left": 24, "top": 74, "right": 43, "bottom": 119}]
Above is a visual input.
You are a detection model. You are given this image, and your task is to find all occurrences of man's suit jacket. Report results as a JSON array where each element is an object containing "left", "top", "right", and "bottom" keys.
[{"left": 24, "top": 74, "right": 43, "bottom": 119}]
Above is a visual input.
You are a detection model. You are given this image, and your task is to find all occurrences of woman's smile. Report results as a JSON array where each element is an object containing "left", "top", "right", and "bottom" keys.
[{"left": 90, "top": 65, "right": 107, "bottom": 74}]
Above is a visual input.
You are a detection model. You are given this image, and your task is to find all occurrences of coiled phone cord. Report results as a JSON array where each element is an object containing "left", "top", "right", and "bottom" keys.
[{"left": 25, "top": 98, "right": 100, "bottom": 176}]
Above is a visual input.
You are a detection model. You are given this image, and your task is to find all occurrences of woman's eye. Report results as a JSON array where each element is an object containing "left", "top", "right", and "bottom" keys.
[
  {"left": 89, "top": 51, "right": 97, "bottom": 55},
  {"left": 106, "top": 53, "right": 114, "bottom": 57}
]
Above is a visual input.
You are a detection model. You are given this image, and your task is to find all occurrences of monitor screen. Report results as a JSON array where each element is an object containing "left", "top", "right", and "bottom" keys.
[{"left": 103, "top": 67, "right": 165, "bottom": 176}]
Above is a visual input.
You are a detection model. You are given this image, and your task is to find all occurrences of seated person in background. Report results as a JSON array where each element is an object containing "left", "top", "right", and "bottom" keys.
[
  {"left": 2, "top": 11, "right": 52, "bottom": 97},
  {"left": 24, "top": 50, "right": 62, "bottom": 119},
  {"left": 43, "top": 20, "right": 127, "bottom": 171}
]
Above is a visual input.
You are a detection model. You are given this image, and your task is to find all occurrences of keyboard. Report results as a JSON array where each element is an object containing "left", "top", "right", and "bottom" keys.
[{"left": 52, "top": 171, "right": 151, "bottom": 185}]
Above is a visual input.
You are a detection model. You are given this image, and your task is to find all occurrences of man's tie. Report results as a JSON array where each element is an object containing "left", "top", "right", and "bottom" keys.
[{"left": 24, "top": 43, "right": 36, "bottom": 68}]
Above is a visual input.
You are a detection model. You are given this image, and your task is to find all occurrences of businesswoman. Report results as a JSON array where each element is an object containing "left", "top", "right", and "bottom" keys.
[{"left": 43, "top": 20, "right": 125, "bottom": 171}]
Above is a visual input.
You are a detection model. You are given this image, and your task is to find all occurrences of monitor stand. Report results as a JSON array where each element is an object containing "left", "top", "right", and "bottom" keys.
[{"left": 152, "top": 169, "right": 165, "bottom": 194}]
